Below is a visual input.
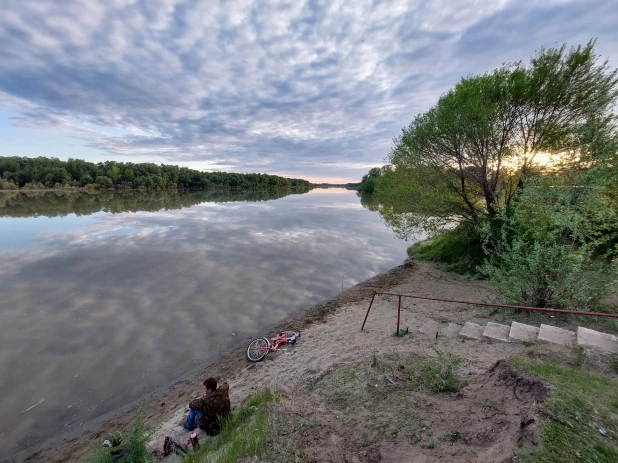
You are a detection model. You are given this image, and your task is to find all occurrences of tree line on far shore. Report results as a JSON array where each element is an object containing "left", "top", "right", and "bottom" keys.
[
  {"left": 361, "top": 40, "right": 618, "bottom": 312},
  {"left": 0, "top": 157, "right": 314, "bottom": 191}
]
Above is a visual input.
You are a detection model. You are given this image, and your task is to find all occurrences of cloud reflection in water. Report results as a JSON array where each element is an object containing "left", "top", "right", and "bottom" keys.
[{"left": 0, "top": 189, "right": 410, "bottom": 457}]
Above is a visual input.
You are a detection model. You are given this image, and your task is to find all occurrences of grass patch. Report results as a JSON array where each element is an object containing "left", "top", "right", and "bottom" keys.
[
  {"left": 439, "top": 432, "right": 458, "bottom": 442},
  {"left": 407, "top": 223, "right": 485, "bottom": 276},
  {"left": 365, "top": 420, "right": 391, "bottom": 434},
  {"left": 512, "top": 358, "right": 618, "bottom": 462},
  {"left": 420, "top": 349, "right": 463, "bottom": 393},
  {"left": 91, "top": 408, "right": 152, "bottom": 463},
  {"left": 421, "top": 440, "right": 435, "bottom": 449},
  {"left": 184, "top": 389, "right": 276, "bottom": 463},
  {"left": 298, "top": 419, "right": 322, "bottom": 431}
]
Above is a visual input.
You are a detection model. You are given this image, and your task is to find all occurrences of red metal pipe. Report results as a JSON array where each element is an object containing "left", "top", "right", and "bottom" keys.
[
  {"left": 361, "top": 291, "right": 377, "bottom": 331},
  {"left": 373, "top": 292, "right": 618, "bottom": 318},
  {"left": 396, "top": 295, "right": 401, "bottom": 334}
]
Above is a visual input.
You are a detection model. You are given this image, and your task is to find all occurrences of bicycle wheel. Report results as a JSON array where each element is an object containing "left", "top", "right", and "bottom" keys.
[{"left": 246, "top": 337, "right": 270, "bottom": 362}]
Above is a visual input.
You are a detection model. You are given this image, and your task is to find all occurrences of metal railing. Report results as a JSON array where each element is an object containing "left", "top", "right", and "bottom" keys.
[{"left": 360, "top": 291, "right": 618, "bottom": 333}]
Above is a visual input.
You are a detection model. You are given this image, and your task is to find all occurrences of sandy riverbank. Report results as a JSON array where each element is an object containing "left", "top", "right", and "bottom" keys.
[{"left": 18, "top": 259, "right": 612, "bottom": 462}]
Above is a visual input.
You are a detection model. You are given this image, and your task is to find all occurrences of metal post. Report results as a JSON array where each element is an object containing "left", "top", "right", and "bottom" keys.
[
  {"left": 361, "top": 292, "right": 377, "bottom": 331},
  {"left": 397, "top": 295, "right": 401, "bottom": 334}
]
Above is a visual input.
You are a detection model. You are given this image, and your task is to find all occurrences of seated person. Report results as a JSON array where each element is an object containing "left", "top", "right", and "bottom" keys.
[{"left": 184, "top": 377, "right": 231, "bottom": 435}]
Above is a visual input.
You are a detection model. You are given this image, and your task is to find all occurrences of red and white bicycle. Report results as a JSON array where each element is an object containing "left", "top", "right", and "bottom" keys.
[{"left": 246, "top": 331, "right": 300, "bottom": 362}]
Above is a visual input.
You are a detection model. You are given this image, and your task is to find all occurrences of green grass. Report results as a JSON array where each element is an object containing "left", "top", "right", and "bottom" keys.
[
  {"left": 407, "top": 223, "right": 485, "bottom": 276},
  {"left": 298, "top": 419, "right": 322, "bottom": 431},
  {"left": 512, "top": 358, "right": 618, "bottom": 462},
  {"left": 184, "top": 389, "right": 276, "bottom": 463},
  {"left": 90, "top": 407, "right": 152, "bottom": 463},
  {"left": 365, "top": 420, "right": 391, "bottom": 434},
  {"left": 420, "top": 349, "right": 462, "bottom": 393},
  {"left": 439, "top": 432, "right": 458, "bottom": 442}
]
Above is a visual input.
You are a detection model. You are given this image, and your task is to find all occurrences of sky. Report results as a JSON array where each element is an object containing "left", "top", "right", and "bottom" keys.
[{"left": 1, "top": 0, "right": 617, "bottom": 183}]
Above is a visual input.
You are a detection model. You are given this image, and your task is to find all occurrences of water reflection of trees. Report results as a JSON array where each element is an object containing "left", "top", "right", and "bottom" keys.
[
  {"left": 0, "top": 189, "right": 311, "bottom": 218},
  {"left": 358, "top": 190, "right": 451, "bottom": 241}
]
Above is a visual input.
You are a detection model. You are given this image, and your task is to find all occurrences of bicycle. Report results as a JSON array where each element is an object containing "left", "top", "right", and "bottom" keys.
[{"left": 246, "top": 331, "right": 300, "bottom": 362}]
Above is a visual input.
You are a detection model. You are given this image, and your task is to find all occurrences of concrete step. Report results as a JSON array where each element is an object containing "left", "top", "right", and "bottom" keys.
[
  {"left": 483, "top": 322, "right": 511, "bottom": 343},
  {"left": 459, "top": 322, "right": 485, "bottom": 341},
  {"left": 439, "top": 322, "right": 462, "bottom": 338},
  {"left": 538, "top": 324, "right": 576, "bottom": 347},
  {"left": 577, "top": 327, "right": 618, "bottom": 354},
  {"left": 418, "top": 319, "right": 438, "bottom": 339},
  {"left": 509, "top": 321, "right": 540, "bottom": 343}
]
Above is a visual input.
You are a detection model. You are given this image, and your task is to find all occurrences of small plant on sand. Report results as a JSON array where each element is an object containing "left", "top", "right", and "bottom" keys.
[
  {"left": 420, "top": 349, "right": 462, "bottom": 393},
  {"left": 421, "top": 440, "right": 435, "bottom": 449},
  {"left": 298, "top": 419, "right": 322, "bottom": 431},
  {"left": 439, "top": 432, "right": 458, "bottom": 442},
  {"left": 91, "top": 407, "right": 153, "bottom": 463},
  {"left": 370, "top": 350, "right": 379, "bottom": 368}
]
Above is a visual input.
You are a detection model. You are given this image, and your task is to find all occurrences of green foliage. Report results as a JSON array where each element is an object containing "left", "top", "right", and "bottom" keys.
[
  {"left": 407, "top": 222, "right": 485, "bottom": 275},
  {"left": 438, "top": 432, "right": 458, "bottom": 442},
  {"left": 91, "top": 409, "right": 153, "bottom": 463},
  {"left": 379, "top": 40, "right": 618, "bottom": 238},
  {"left": 359, "top": 167, "right": 382, "bottom": 194},
  {"left": 481, "top": 238, "right": 615, "bottom": 309},
  {"left": 184, "top": 389, "right": 275, "bottom": 463},
  {"left": 0, "top": 156, "right": 314, "bottom": 191},
  {"left": 512, "top": 358, "right": 618, "bottom": 462},
  {"left": 480, "top": 177, "right": 618, "bottom": 309},
  {"left": 0, "top": 178, "right": 18, "bottom": 190},
  {"left": 420, "top": 350, "right": 462, "bottom": 393}
]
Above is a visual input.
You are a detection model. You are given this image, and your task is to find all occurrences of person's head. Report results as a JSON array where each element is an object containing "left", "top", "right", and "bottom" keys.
[{"left": 203, "top": 377, "right": 217, "bottom": 393}]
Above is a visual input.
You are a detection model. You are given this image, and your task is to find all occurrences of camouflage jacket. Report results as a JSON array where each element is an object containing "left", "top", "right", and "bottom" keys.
[{"left": 188, "top": 382, "right": 231, "bottom": 435}]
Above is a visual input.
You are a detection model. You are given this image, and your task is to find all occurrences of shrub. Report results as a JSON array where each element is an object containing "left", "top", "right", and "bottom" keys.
[
  {"left": 480, "top": 238, "right": 616, "bottom": 309},
  {"left": 481, "top": 177, "right": 618, "bottom": 310}
]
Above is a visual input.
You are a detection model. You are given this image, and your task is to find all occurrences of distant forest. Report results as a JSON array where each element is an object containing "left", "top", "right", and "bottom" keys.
[{"left": 0, "top": 156, "right": 314, "bottom": 191}]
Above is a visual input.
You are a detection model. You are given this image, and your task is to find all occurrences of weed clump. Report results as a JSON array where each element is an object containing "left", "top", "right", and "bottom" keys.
[
  {"left": 420, "top": 350, "right": 462, "bottom": 393},
  {"left": 92, "top": 407, "right": 153, "bottom": 463}
]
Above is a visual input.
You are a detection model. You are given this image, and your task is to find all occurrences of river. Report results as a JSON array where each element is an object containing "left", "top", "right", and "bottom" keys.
[{"left": 0, "top": 188, "right": 410, "bottom": 459}]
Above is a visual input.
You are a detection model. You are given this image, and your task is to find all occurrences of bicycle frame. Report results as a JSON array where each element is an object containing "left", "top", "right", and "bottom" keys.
[{"left": 259, "top": 333, "right": 295, "bottom": 353}]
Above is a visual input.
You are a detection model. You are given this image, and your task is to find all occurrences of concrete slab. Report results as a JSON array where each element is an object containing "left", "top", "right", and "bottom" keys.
[
  {"left": 509, "top": 321, "right": 540, "bottom": 343},
  {"left": 538, "top": 324, "right": 576, "bottom": 347},
  {"left": 439, "top": 322, "right": 462, "bottom": 338},
  {"left": 459, "top": 322, "right": 485, "bottom": 341},
  {"left": 577, "top": 327, "right": 618, "bottom": 354},
  {"left": 483, "top": 322, "right": 511, "bottom": 343},
  {"left": 418, "top": 319, "right": 439, "bottom": 339}
]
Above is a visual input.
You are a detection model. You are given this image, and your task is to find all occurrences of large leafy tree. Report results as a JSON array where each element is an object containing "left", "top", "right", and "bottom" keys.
[{"left": 384, "top": 41, "right": 618, "bottom": 225}]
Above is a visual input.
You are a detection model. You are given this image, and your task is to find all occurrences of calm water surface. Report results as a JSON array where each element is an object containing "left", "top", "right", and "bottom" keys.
[{"left": 0, "top": 189, "right": 409, "bottom": 459}]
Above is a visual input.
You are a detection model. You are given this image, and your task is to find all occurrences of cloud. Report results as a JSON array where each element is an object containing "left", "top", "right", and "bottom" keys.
[{"left": 0, "top": 0, "right": 617, "bottom": 181}]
